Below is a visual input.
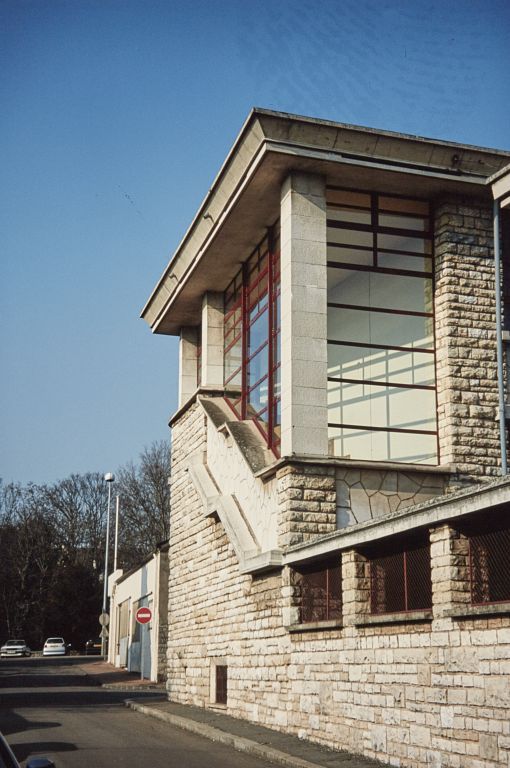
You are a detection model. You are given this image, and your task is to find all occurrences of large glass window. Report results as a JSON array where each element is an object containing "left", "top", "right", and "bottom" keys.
[
  {"left": 327, "top": 189, "right": 438, "bottom": 464},
  {"left": 223, "top": 226, "right": 281, "bottom": 454}
]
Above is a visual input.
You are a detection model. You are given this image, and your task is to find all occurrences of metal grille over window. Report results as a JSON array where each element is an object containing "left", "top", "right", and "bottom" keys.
[
  {"left": 465, "top": 511, "right": 510, "bottom": 605},
  {"left": 294, "top": 559, "right": 342, "bottom": 623},
  {"left": 369, "top": 534, "right": 431, "bottom": 615},
  {"left": 326, "top": 188, "right": 437, "bottom": 464},
  {"left": 223, "top": 224, "right": 281, "bottom": 454},
  {"left": 215, "top": 664, "right": 228, "bottom": 705}
]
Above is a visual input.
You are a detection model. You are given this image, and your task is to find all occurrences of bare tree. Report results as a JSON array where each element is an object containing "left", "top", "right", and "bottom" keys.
[
  {"left": 115, "top": 440, "right": 170, "bottom": 569},
  {"left": 41, "top": 472, "right": 106, "bottom": 568}
]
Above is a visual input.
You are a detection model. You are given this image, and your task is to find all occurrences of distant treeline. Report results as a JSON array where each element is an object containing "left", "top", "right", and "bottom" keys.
[{"left": 0, "top": 441, "right": 170, "bottom": 651}]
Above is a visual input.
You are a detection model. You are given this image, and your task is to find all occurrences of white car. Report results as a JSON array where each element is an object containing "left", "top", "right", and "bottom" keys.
[
  {"left": 42, "top": 637, "right": 67, "bottom": 656},
  {"left": 0, "top": 639, "right": 31, "bottom": 658}
]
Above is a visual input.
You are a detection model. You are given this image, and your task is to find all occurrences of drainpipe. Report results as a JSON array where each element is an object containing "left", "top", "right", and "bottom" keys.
[{"left": 494, "top": 199, "right": 508, "bottom": 474}]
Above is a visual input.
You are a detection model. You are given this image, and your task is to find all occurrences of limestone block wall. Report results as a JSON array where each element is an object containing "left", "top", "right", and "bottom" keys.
[
  {"left": 276, "top": 463, "right": 337, "bottom": 548},
  {"left": 434, "top": 198, "right": 501, "bottom": 476},
  {"left": 168, "top": 403, "right": 510, "bottom": 768}
]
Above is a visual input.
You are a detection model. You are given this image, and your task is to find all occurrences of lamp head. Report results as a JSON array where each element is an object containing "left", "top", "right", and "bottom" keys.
[{"left": 104, "top": 472, "right": 115, "bottom": 483}]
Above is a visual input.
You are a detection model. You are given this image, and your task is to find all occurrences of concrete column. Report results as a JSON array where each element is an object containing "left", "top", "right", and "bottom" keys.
[
  {"left": 178, "top": 326, "right": 198, "bottom": 407},
  {"left": 201, "top": 292, "right": 224, "bottom": 387},
  {"left": 280, "top": 172, "right": 328, "bottom": 457}
]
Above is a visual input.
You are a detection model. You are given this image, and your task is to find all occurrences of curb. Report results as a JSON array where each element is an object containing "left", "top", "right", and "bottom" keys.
[{"left": 125, "top": 699, "right": 328, "bottom": 768}]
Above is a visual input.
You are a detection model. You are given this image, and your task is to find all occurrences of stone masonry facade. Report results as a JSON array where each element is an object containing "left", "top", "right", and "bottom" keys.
[
  {"left": 434, "top": 198, "right": 500, "bottom": 476},
  {"left": 167, "top": 401, "right": 510, "bottom": 768}
]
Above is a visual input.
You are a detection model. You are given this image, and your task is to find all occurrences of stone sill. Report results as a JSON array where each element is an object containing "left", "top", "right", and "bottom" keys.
[
  {"left": 357, "top": 610, "right": 432, "bottom": 627},
  {"left": 256, "top": 454, "right": 456, "bottom": 481},
  {"left": 209, "top": 703, "right": 227, "bottom": 710},
  {"left": 287, "top": 619, "right": 343, "bottom": 633},
  {"left": 445, "top": 602, "right": 510, "bottom": 619}
]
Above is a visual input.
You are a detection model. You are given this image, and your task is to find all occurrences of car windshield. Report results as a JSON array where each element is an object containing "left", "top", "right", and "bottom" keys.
[
  {"left": 46, "top": 638, "right": 64, "bottom": 643},
  {"left": 5, "top": 640, "right": 25, "bottom": 646}
]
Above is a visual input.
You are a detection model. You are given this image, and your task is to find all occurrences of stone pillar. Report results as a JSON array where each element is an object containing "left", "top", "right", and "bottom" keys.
[
  {"left": 179, "top": 326, "right": 199, "bottom": 407},
  {"left": 201, "top": 292, "right": 224, "bottom": 387},
  {"left": 430, "top": 523, "right": 470, "bottom": 619},
  {"left": 342, "top": 549, "right": 370, "bottom": 626},
  {"left": 280, "top": 172, "right": 328, "bottom": 458},
  {"left": 434, "top": 198, "right": 500, "bottom": 476},
  {"left": 276, "top": 464, "right": 336, "bottom": 548}
]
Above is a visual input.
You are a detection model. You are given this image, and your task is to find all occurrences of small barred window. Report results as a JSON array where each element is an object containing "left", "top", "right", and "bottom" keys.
[
  {"left": 293, "top": 559, "right": 342, "bottom": 623},
  {"left": 368, "top": 533, "right": 431, "bottom": 615},
  {"left": 215, "top": 664, "right": 227, "bottom": 705},
  {"left": 462, "top": 509, "right": 510, "bottom": 606}
]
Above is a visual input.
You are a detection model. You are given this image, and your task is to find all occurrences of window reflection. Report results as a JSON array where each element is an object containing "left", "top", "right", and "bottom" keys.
[{"left": 326, "top": 189, "right": 437, "bottom": 464}]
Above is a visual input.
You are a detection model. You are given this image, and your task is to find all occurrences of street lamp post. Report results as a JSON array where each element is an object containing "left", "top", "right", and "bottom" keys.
[{"left": 101, "top": 472, "right": 115, "bottom": 657}]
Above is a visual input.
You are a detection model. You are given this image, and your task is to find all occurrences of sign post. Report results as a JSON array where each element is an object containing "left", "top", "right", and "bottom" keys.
[{"left": 135, "top": 606, "right": 152, "bottom": 681}]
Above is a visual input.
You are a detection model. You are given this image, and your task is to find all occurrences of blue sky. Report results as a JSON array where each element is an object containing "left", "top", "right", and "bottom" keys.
[{"left": 1, "top": 0, "right": 509, "bottom": 485}]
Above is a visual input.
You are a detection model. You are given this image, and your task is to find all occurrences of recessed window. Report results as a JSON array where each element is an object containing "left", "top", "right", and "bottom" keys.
[
  {"left": 215, "top": 664, "right": 228, "bottom": 705},
  {"left": 293, "top": 559, "right": 342, "bottom": 623},
  {"left": 462, "top": 510, "right": 510, "bottom": 606},
  {"left": 368, "top": 533, "right": 431, "bottom": 615}
]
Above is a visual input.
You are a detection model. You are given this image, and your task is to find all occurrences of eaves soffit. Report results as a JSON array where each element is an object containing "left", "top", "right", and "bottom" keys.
[{"left": 142, "top": 108, "right": 510, "bottom": 336}]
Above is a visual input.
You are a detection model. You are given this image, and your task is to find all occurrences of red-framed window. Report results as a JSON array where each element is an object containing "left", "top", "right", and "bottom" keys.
[
  {"left": 293, "top": 558, "right": 342, "bottom": 623},
  {"left": 223, "top": 224, "right": 281, "bottom": 455},
  {"left": 462, "top": 509, "right": 510, "bottom": 606},
  {"left": 368, "top": 532, "right": 431, "bottom": 615}
]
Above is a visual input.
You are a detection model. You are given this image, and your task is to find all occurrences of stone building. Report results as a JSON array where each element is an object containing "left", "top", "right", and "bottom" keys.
[{"left": 142, "top": 110, "right": 510, "bottom": 767}]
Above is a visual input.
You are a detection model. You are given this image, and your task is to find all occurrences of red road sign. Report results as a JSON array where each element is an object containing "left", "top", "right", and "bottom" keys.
[{"left": 135, "top": 606, "right": 152, "bottom": 625}]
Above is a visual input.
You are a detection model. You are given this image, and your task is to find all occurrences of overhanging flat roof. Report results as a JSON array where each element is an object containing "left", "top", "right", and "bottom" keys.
[
  {"left": 142, "top": 108, "right": 510, "bottom": 336},
  {"left": 489, "top": 162, "right": 510, "bottom": 208}
]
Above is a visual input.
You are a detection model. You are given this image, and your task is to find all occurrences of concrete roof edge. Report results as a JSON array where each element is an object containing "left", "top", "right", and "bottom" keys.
[
  {"left": 487, "top": 161, "right": 510, "bottom": 185},
  {"left": 253, "top": 107, "right": 510, "bottom": 157},
  {"left": 141, "top": 107, "right": 510, "bottom": 330},
  {"left": 140, "top": 108, "right": 262, "bottom": 322}
]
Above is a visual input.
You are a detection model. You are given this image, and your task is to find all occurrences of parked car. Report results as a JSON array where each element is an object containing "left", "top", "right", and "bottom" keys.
[
  {"left": 84, "top": 638, "right": 101, "bottom": 655},
  {"left": 0, "top": 731, "right": 54, "bottom": 767},
  {"left": 42, "top": 637, "right": 66, "bottom": 656},
  {"left": 0, "top": 639, "right": 31, "bottom": 658}
]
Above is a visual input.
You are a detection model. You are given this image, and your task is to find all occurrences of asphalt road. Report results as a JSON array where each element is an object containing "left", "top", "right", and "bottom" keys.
[{"left": 0, "top": 657, "right": 278, "bottom": 768}]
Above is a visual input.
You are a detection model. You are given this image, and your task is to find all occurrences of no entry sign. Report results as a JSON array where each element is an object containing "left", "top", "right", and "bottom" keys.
[{"left": 136, "top": 606, "right": 152, "bottom": 625}]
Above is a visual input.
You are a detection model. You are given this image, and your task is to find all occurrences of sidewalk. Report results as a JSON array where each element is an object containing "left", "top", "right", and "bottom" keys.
[
  {"left": 80, "top": 660, "right": 388, "bottom": 768},
  {"left": 77, "top": 659, "right": 165, "bottom": 692}
]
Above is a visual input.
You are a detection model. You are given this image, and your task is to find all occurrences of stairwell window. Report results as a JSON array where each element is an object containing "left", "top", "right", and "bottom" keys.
[{"left": 223, "top": 224, "right": 281, "bottom": 454}]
